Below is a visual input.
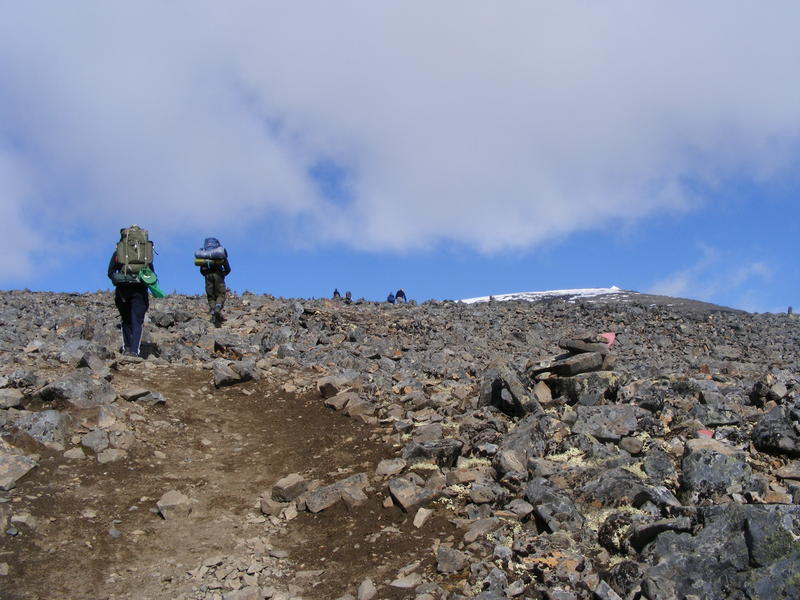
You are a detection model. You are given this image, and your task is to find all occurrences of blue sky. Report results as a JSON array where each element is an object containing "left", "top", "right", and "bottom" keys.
[{"left": 1, "top": 3, "right": 799, "bottom": 312}]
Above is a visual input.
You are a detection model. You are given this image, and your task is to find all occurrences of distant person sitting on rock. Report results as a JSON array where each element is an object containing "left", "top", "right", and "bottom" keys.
[
  {"left": 108, "top": 225, "right": 156, "bottom": 357},
  {"left": 194, "top": 237, "right": 231, "bottom": 326},
  {"left": 344, "top": 291, "right": 352, "bottom": 304},
  {"left": 387, "top": 292, "right": 396, "bottom": 304},
  {"left": 395, "top": 288, "right": 407, "bottom": 303},
  {"left": 332, "top": 288, "right": 341, "bottom": 299}
]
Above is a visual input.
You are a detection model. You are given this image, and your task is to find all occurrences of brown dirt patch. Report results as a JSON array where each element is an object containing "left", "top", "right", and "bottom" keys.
[{"left": 1, "top": 364, "right": 458, "bottom": 599}]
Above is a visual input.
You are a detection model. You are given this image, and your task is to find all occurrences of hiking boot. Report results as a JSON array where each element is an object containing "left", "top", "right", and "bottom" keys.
[{"left": 212, "top": 304, "right": 225, "bottom": 324}]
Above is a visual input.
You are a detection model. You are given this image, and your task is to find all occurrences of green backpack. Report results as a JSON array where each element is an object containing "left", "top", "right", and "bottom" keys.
[{"left": 115, "top": 225, "right": 153, "bottom": 277}]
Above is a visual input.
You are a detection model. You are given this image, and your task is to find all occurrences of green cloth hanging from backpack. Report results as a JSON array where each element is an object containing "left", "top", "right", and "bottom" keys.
[{"left": 138, "top": 268, "right": 166, "bottom": 298}]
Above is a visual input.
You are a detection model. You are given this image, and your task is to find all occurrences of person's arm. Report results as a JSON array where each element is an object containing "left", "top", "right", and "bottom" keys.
[
  {"left": 221, "top": 258, "right": 231, "bottom": 276},
  {"left": 107, "top": 253, "right": 118, "bottom": 281}
]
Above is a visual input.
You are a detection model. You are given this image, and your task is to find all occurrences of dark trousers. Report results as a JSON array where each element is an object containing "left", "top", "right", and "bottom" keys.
[
  {"left": 115, "top": 286, "right": 149, "bottom": 354},
  {"left": 205, "top": 273, "right": 227, "bottom": 311}
]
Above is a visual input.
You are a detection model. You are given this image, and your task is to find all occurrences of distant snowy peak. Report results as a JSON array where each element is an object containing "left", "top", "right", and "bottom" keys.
[{"left": 460, "top": 286, "right": 628, "bottom": 304}]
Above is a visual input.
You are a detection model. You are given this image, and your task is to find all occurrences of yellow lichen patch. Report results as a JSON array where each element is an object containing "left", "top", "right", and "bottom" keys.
[
  {"left": 545, "top": 447, "right": 585, "bottom": 463},
  {"left": 408, "top": 461, "right": 440, "bottom": 472},
  {"left": 522, "top": 552, "right": 580, "bottom": 571},
  {"left": 442, "top": 422, "right": 460, "bottom": 436},
  {"left": 445, "top": 484, "right": 471, "bottom": 499},
  {"left": 507, "top": 560, "right": 530, "bottom": 576},
  {"left": 582, "top": 505, "right": 647, "bottom": 533},
  {"left": 621, "top": 462, "right": 648, "bottom": 480},
  {"left": 434, "top": 496, "right": 457, "bottom": 511},
  {"left": 608, "top": 554, "right": 629, "bottom": 566},
  {"left": 458, "top": 457, "right": 492, "bottom": 469}
]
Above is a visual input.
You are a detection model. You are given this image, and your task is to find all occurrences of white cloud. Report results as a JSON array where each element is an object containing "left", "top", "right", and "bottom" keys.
[
  {"left": 1, "top": 2, "right": 800, "bottom": 279},
  {"left": 0, "top": 149, "right": 41, "bottom": 279},
  {"left": 648, "top": 244, "right": 773, "bottom": 307}
]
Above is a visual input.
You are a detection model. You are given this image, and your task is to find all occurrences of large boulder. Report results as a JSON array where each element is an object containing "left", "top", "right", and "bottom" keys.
[
  {"left": 0, "top": 441, "right": 37, "bottom": 491},
  {"left": 37, "top": 371, "right": 116, "bottom": 409},
  {"left": 641, "top": 505, "right": 800, "bottom": 600},
  {"left": 478, "top": 360, "right": 542, "bottom": 417},
  {"left": 681, "top": 438, "right": 754, "bottom": 504},
  {"left": 572, "top": 405, "right": 647, "bottom": 442},
  {"left": 212, "top": 358, "right": 260, "bottom": 388},
  {"left": 494, "top": 412, "right": 567, "bottom": 475},
  {"left": 401, "top": 439, "right": 463, "bottom": 468},
  {"left": 524, "top": 477, "right": 585, "bottom": 533},
  {"left": 11, "top": 410, "right": 73, "bottom": 448},
  {"left": 752, "top": 406, "right": 800, "bottom": 458},
  {"left": 547, "top": 371, "right": 622, "bottom": 405}
]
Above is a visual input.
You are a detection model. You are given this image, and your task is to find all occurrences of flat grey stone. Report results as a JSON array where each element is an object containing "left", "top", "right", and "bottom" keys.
[
  {"left": 0, "top": 448, "right": 37, "bottom": 491},
  {"left": 0, "top": 389, "right": 23, "bottom": 409},
  {"left": 388, "top": 477, "right": 437, "bottom": 512},
  {"left": 157, "top": 490, "right": 191, "bottom": 519},
  {"left": 97, "top": 449, "right": 127, "bottom": 464},
  {"left": 121, "top": 388, "right": 150, "bottom": 401},
  {"left": 63, "top": 448, "right": 86, "bottom": 460},
  {"left": 436, "top": 545, "right": 468, "bottom": 573},
  {"left": 81, "top": 429, "right": 109, "bottom": 453},
  {"left": 390, "top": 573, "right": 422, "bottom": 589},
  {"left": 357, "top": 578, "right": 377, "bottom": 600},
  {"left": 376, "top": 458, "right": 406, "bottom": 476},
  {"left": 272, "top": 473, "right": 308, "bottom": 502}
]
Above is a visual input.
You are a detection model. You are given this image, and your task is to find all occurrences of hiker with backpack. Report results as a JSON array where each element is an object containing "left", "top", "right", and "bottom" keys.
[
  {"left": 194, "top": 237, "right": 231, "bottom": 325},
  {"left": 395, "top": 288, "right": 407, "bottom": 303},
  {"left": 108, "top": 225, "right": 156, "bottom": 357}
]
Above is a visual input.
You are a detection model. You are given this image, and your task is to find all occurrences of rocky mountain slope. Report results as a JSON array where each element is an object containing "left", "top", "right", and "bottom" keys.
[{"left": 0, "top": 289, "right": 799, "bottom": 600}]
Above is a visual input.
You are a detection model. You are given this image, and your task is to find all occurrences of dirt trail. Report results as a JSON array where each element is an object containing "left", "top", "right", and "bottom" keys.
[{"left": 2, "top": 364, "right": 459, "bottom": 599}]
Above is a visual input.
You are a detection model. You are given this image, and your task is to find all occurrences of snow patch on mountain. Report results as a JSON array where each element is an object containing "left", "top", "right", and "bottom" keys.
[{"left": 460, "top": 286, "right": 626, "bottom": 304}]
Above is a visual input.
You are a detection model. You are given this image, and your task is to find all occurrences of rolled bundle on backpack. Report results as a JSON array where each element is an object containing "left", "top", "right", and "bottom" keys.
[
  {"left": 194, "top": 258, "right": 225, "bottom": 267},
  {"left": 195, "top": 247, "right": 227, "bottom": 260}
]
